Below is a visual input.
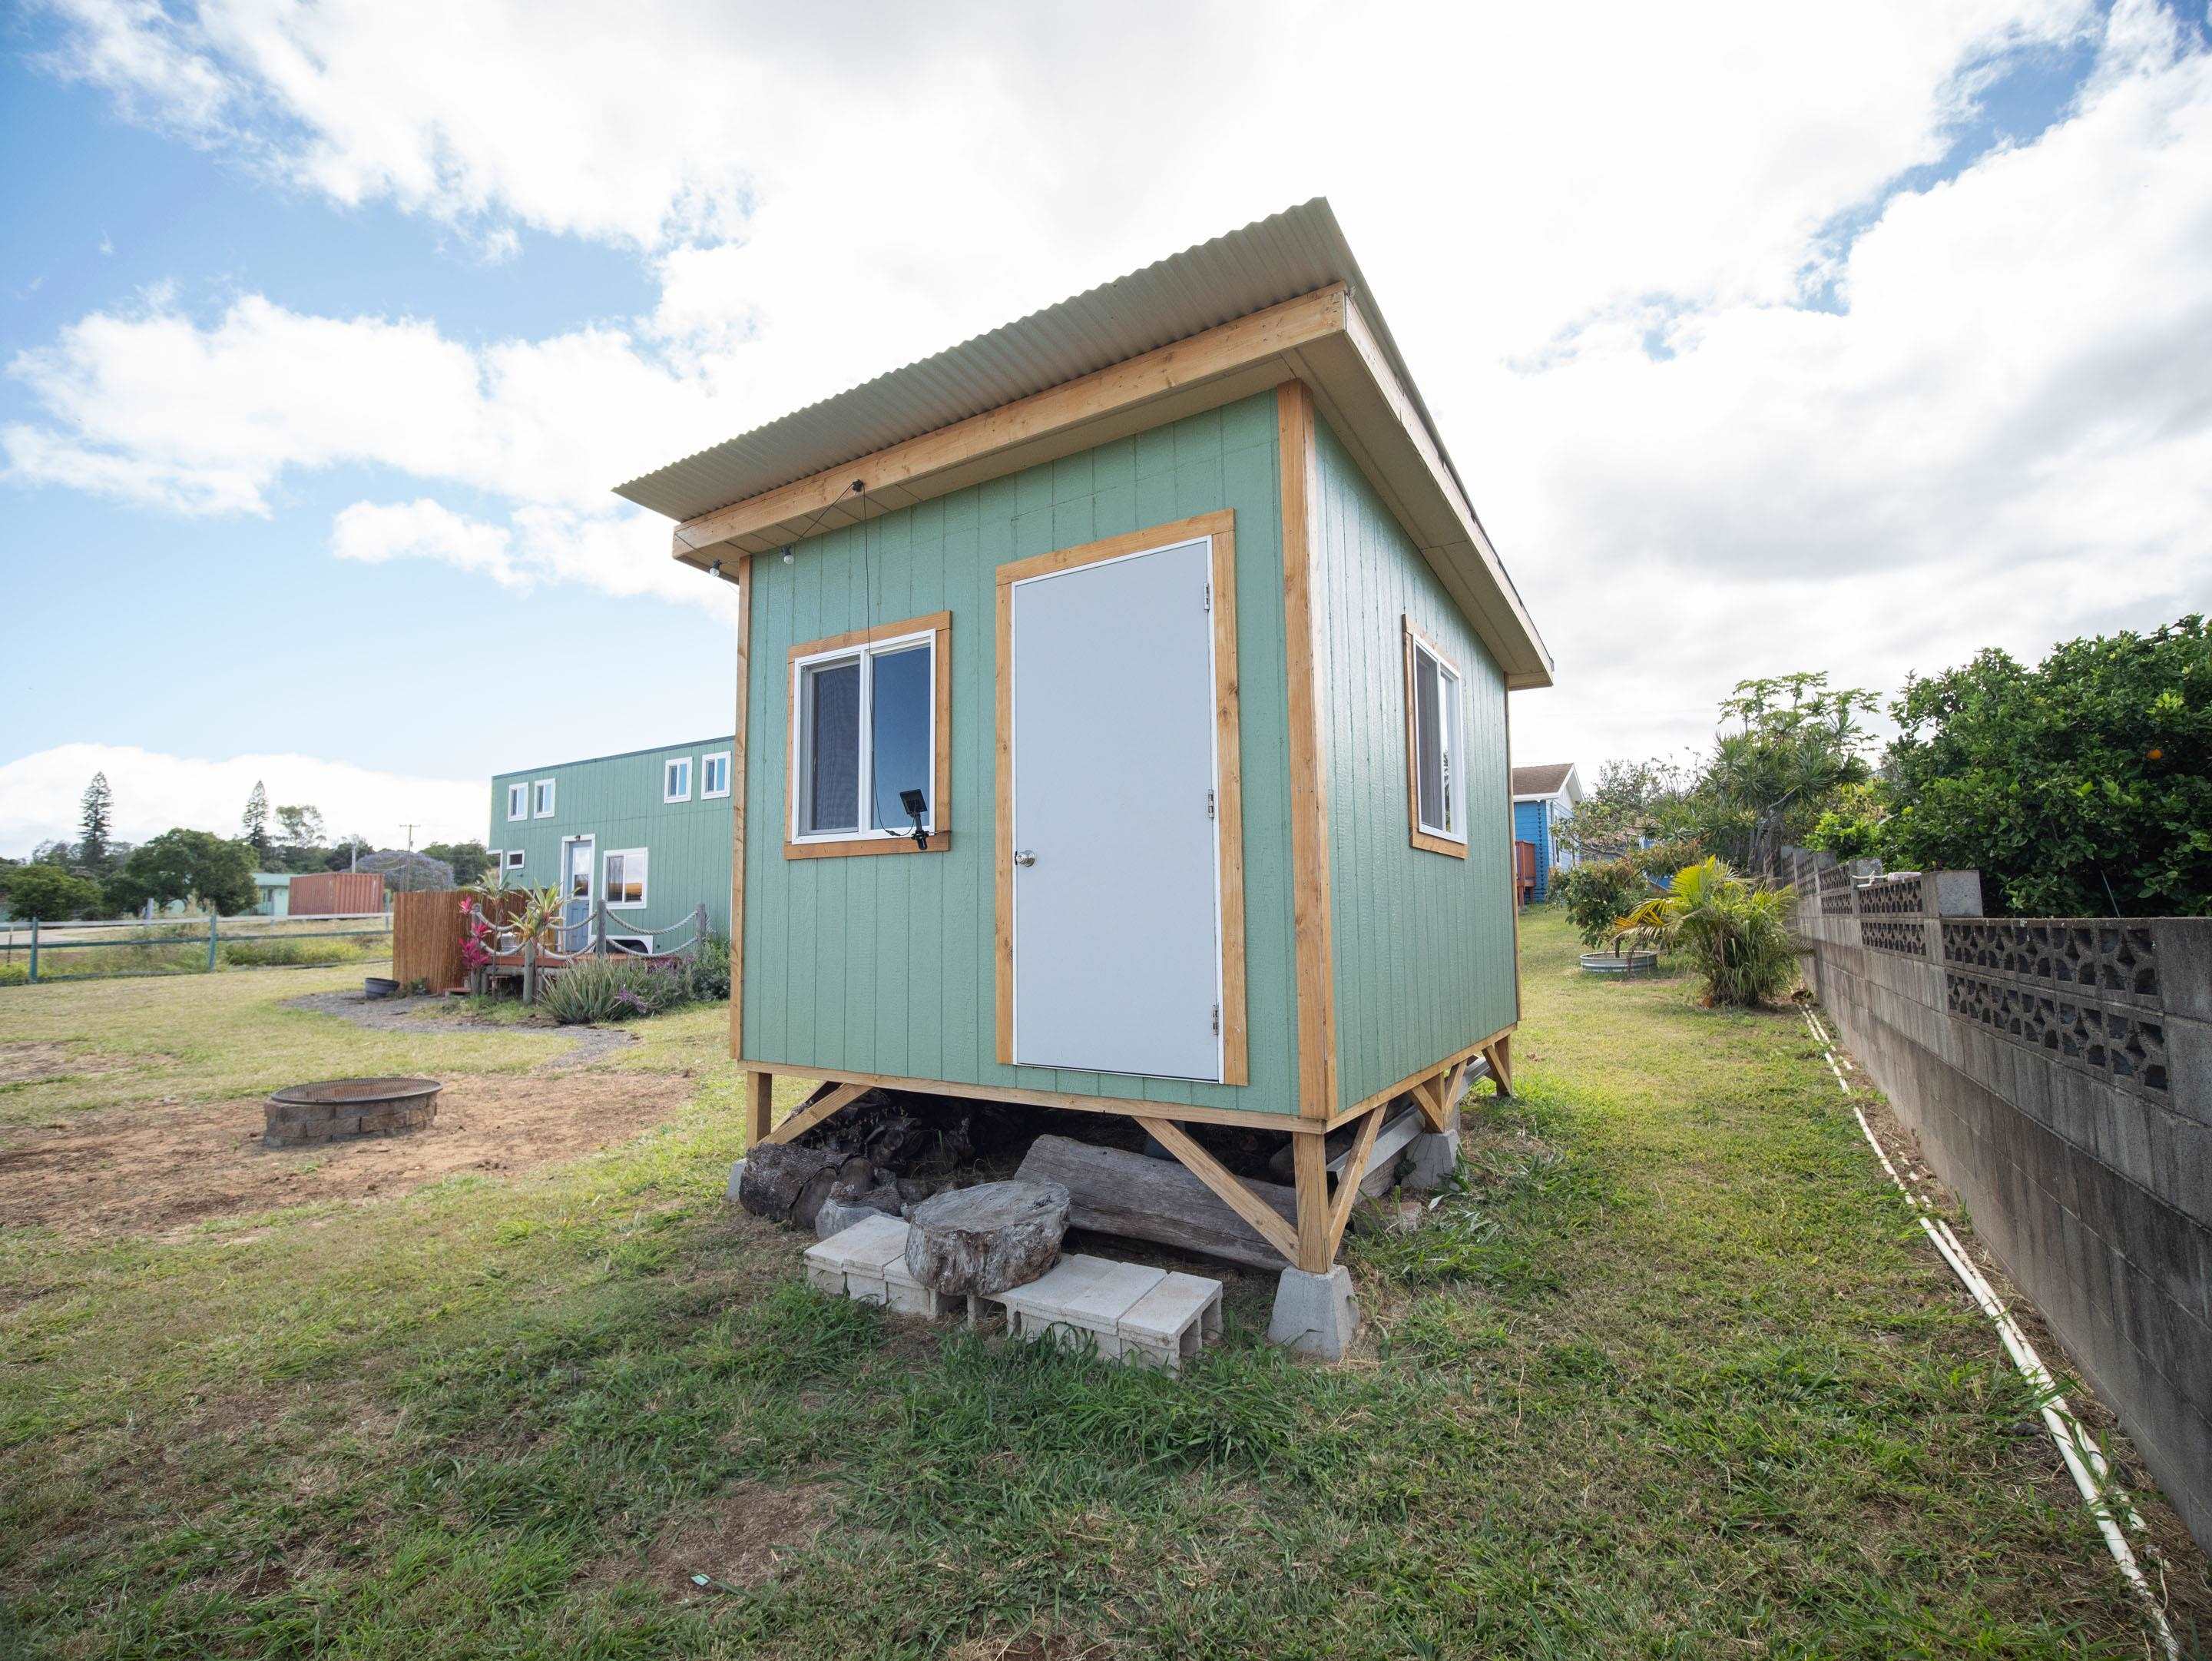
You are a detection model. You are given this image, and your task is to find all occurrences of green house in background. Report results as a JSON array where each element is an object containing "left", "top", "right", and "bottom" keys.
[
  {"left": 614, "top": 200, "right": 1554, "bottom": 1294},
  {"left": 488, "top": 738, "right": 737, "bottom": 947}
]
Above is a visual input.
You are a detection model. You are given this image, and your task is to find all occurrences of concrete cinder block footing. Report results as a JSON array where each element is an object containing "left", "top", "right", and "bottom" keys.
[
  {"left": 1266, "top": 1265, "right": 1359, "bottom": 1361},
  {"left": 1401, "top": 1127, "right": 1460, "bottom": 1191}
]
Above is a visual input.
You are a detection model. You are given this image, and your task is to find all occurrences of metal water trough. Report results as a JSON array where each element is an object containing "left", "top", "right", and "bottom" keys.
[
  {"left": 265, "top": 1076, "right": 442, "bottom": 1149},
  {"left": 1579, "top": 950, "right": 1660, "bottom": 976}
]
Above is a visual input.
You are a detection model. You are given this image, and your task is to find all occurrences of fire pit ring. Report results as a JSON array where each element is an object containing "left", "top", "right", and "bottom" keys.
[{"left": 265, "top": 1076, "right": 442, "bottom": 1149}]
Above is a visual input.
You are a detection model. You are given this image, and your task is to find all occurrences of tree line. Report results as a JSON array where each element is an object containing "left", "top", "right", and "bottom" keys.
[
  {"left": 1558, "top": 615, "right": 2209, "bottom": 919},
  {"left": 0, "top": 775, "right": 492, "bottom": 921}
]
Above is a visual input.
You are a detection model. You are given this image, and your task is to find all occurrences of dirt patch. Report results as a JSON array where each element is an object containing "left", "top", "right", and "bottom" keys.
[
  {"left": 597, "top": 1481, "right": 833, "bottom": 1600},
  {"left": 282, "top": 989, "right": 636, "bottom": 1066},
  {"left": 0, "top": 1068, "right": 692, "bottom": 1241},
  {"left": 0, "top": 1043, "right": 134, "bottom": 1087}
]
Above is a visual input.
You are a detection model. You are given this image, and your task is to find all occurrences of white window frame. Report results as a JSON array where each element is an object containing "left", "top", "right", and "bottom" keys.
[
  {"left": 502, "top": 849, "right": 525, "bottom": 874},
  {"left": 700, "top": 751, "right": 732, "bottom": 800},
  {"left": 664, "top": 757, "right": 693, "bottom": 804},
  {"left": 789, "top": 624, "right": 939, "bottom": 847},
  {"left": 603, "top": 847, "right": 649, "bottom": 910},
  {"left": 506, "top": 782, "right": 528, "bottom": 821},
  {"left": 532, "top": 778, "right": 556, "bottom": 818},
  {"left": 1404, "top": 618, "right": 1469, "bottom": 856}
]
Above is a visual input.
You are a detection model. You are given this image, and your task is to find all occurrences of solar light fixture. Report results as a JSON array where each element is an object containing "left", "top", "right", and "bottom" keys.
[{"left": 900, "top": 787, "right": 929, "bottom": 850}]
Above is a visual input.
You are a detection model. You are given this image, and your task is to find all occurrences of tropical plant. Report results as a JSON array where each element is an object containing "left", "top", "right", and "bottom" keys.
[
  {"left": 1661, "top": 857, "right": 1798, "bottom": 1007},
  {"left": 538, "top": 957, "right": 686, "bottom": 1025}
]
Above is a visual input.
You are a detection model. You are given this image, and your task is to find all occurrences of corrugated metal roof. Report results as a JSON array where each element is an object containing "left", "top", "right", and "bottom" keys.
[{"left": 614, "top": 199, "right": 1450, "bottom": 524}]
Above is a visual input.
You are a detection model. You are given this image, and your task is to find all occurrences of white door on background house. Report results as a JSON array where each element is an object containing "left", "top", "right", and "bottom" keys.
[
  {"left": 1009, "top": 535, "right": 1222, "bottom": 1080},
  {"left": 559, "top": 834, "right": 594, "bottom": 953}
]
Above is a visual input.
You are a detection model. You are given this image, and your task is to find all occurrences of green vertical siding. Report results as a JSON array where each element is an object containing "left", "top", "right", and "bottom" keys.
[
  {"left": 1311, "top": 417, "right": 1518, "bottom": 1114},
  {"left": 742, "top": 392, "right": 1300, "bottom": 1117},
  {"left": 488, "top": 738, "right": 734, "bottom": 937}
]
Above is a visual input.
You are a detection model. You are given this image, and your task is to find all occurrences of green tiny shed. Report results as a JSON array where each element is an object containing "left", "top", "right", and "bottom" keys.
[{"left": 615, "top": 201, "right": 1553, "bottom": 1275}]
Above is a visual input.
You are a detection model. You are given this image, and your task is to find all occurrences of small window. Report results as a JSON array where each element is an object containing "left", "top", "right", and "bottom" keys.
[
  {"left": 604, "top": 847, "right": 648, "bottom": 908},
  {"left": 532, "top": 779, "right": 556, "bottom": 818},
  {"left": 502, "top": 849, "right": 525, "bottom": 874},
  {"left": 1404, "top": 620, "right": 1469, "bottom": 857},
  {"left": 664, "top": 758, "right": 693, "bottom": 803},
  {"left": 788, "top": 613, "right": 949, "bottom": 853},
  {"left": 701, "top": 751, "right": 732, "bottom": 799},
  {"left": 506, "top": 783, "right": 528, "bottom": 821}
]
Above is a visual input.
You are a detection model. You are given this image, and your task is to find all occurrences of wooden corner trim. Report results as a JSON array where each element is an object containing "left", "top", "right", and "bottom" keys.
[
  {"left": 729, "top": 554, "right": 753, "bottom": 1064},
  {"left": 992, "top": 511, "right": 1234, "bottom": 589},
  {"left": 783, "top": 610, "right": 952, "bottom": 860},
  {"left": 1279, "top": 381, "right": 1337, "bottom": 1122}
]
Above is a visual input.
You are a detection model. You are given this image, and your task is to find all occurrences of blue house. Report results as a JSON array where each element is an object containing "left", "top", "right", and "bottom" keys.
[{"left": 1511, "top": 762, "right": 1582, "bottom": 901}]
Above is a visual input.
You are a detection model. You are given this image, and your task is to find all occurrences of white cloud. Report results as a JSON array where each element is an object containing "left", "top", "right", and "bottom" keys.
[
  {"left": 11, "top": 0, "right": 2209, "bottom": 772},
  {"left": 0, "top": 744, "right": 485, "bottom": 857}
]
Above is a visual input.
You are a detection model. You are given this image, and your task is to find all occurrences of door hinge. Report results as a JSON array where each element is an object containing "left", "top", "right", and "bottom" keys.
[
  {"left": 1203, "top": 581, "right": 1211, "bottom": 613},
  {"left": 1206, "top": 788, "right": 1216, "bottom": 820},
  {"left": 1212, "top": 1003, "right": 1220, "bottom": 1035}
]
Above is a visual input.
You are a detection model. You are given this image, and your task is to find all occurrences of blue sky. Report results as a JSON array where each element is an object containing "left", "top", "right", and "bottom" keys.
[
  {"left": 2, "top": 0, "right": 2207, "bottom": 854},
  {"left": 0, "top": 33, "right": 724, "bottom": 834}
]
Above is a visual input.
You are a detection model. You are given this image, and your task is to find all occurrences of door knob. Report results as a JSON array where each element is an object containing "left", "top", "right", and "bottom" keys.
[{"left": 1012, "top": 850, "right": 1037, "bottom": 868}]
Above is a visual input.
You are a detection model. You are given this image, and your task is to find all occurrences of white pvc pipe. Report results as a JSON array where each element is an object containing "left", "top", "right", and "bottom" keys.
[{"left": 1800, "top": 1006, "right": 2177, "bottom": 1660}]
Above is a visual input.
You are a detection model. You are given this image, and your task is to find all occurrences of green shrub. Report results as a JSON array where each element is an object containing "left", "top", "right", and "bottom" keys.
[
  {"left": 1665, "top": 857, "right": 1798, "bottom": 1007},
  {"left": 684, "top": 932, "right": 731, "bottom": 1003},
  {"left": 538, "top": 957, "right": 687, "bottom": 1025},
  {"left": 1556, "top": 860, "right": 1643, "bottom": 948}
]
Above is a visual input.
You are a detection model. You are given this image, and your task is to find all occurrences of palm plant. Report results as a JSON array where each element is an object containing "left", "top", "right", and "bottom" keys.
[{"left": 1661, "top": 857, "right": 1799, "bottom": 1006}]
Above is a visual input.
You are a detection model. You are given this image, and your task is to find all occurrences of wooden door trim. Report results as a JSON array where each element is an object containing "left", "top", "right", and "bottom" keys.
[{"left": 993, "top": 511, "right": 1246, "bottom": 1083}]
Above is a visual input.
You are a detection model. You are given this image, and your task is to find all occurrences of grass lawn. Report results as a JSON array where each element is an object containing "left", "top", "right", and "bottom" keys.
[{"left": 2, "top": 913, "right": 2204, "bottom": 1657}]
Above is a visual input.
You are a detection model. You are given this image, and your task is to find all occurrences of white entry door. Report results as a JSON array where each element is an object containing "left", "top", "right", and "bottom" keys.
[{"left": 1009, "top": 535, "right": 1222, "bottom": 1080}]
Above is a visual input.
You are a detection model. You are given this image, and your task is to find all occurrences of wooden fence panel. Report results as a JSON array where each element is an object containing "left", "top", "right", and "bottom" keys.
[
  {"left": 391, "top": 889, "right": 468, "bottom": 992},
  {"left": 290, "top": 871, "right": 386, "bottom": 917}
]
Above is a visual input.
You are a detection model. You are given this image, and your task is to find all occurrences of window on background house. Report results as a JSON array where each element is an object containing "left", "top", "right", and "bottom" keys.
[
  {"left": 503, "top": 850, "right": 525, "bottom": 874},
  {"left": 789, "top": 615, "right": 948, "bottom": 850},
  {"left": 604, "top": 848, "right": 648, "bottom": 908},
  {"left": 1404, "top": 620, "right": 1468, "bottom": 854},
  {"left": 506, "top": 783, "right": 528, "bottom": 821},
  {"left": 701, "top": 751, "right": 732, "bottom": 798},
  {"left": 664, "top": 757, "right": 693, "bottom": 803},
  {"left": 532, "top": 778, "right": 556, "bottom": 817}
]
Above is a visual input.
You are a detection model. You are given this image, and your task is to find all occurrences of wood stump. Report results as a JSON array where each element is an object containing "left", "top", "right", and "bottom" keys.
[
  {"left": 740, "top": 1142, "right": 873, "bottom": 1231},
  {"left": 903, "top": 1179, "right": 1070, "bottom": 1296}
]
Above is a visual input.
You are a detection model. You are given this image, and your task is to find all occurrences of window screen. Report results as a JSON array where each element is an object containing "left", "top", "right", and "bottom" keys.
[
  {"left": 869, "top": 642, "right": 932, "bottom": 830},
  {"left": 802, "top": 659, "right": 862, "bottom": 834},
  {"left": 1412, "top": 638, "right": 1463, "bottom": 840}
]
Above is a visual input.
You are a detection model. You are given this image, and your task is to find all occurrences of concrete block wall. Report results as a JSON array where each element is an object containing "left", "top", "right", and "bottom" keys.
[{"left": 1790, "top": 851, "right": 2212, "bottom": 1551}]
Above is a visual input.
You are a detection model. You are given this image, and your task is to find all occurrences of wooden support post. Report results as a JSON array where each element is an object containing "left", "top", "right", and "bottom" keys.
[
  {"left": 1326, "top": 1106, "right": 1386, "bottom": 1255},
  {"left": 1292, "top": 1131, "right": 1332, "bottom": 1273},
  {"left": 27, "top": 917, "right": 38, "bottom": 984},
  {"left": 1483, "top": 1035, "right": 1514, "bottom": 1097},
  {"left": 522, "top": 937, "right": 538, "bottom": 1006},
  {"left": 743, "top": 1069, "right": 774, "bottom": 1148},
  {"left": 594, "top": 902, "right": 609, "bottom": 957},
  {"left": 760, "top": 1080, "right": 869, "bottom": 1146},
  {"left": 1142, "top": 1118, "right": 1302, "bottom": 1266}
]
